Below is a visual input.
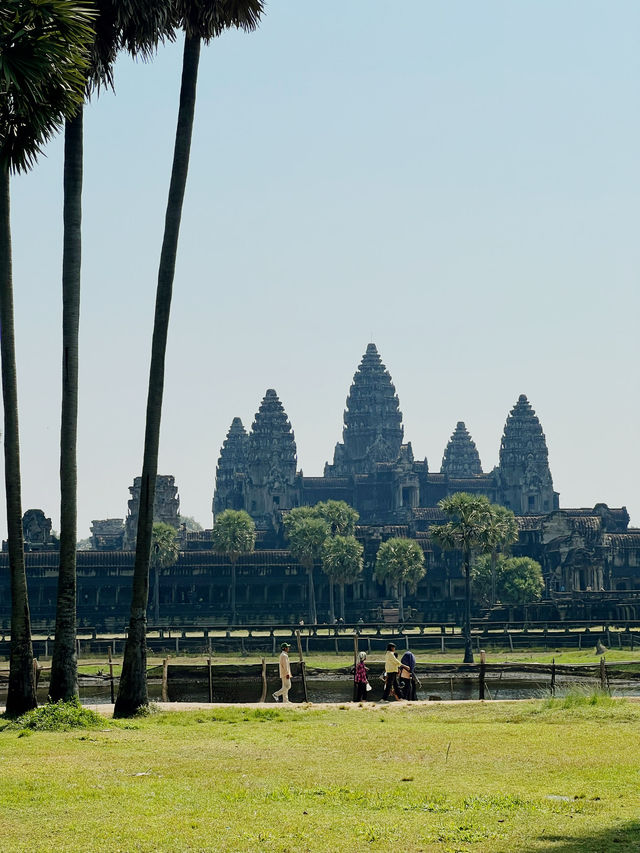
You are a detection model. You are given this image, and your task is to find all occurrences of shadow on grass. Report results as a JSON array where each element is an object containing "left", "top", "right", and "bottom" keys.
[{"left": 528, "top": 820, "right": 640, "bottom": 852}]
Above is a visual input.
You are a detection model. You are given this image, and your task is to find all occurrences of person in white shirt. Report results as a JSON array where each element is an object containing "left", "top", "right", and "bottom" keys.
[{"left": 273, "top": 642, "right": 292, "bottom": 703}]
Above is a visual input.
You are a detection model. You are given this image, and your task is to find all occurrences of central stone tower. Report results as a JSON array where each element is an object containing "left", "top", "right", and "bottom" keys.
[
  {"left": 498, "top": 394, "right": 557, "bottom": 514},
  {"left": 326, "top": 343, "right": 404, "bottom": 476}
]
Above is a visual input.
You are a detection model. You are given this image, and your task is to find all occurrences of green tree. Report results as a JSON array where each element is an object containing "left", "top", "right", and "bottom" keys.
[
  {"left": 116, "top": 1, "right": 264, "bottom": 719},
  {"left": 315, "top": 500, "right": 359, "bottom": 536},
  {"left": 499, "top": 557, "right": 544, "bottom": 605},
  {"left": 429, "top": 493, "right": 494, "bottom": 663},
  {"left": 180, "top": 514, "right": 203, "bottom": 532},
  {"left": 150, "top": 522, "right": 179, "bottom": 624},
  {"left": 484, "top": 504, "right": 518, "bottom": 607},
  {"left": 470, "top": 553, "right": 498, "bottom": 608},
  {"left": 211, "top": 509, "right": 256, "bottom": 624},
  {"left": 315, "top": 500, "right": 359, "bottom": 621},
  {"left": 50, "top": 0, "right": 172, "bottom": 704},
  {"left": 284, "top": 508, "right": 329, "bottom": 625},
  {"left": 321, "top": 535, "right": 363, "bottom": 620},
  {"left": 374, "top": 538, "right": 425, "bottom": 622},
  {"left": 0, "top": 0, "right": 93, "bottom": 716}
]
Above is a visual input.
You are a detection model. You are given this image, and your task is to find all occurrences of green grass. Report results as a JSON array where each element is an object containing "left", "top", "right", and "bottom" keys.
[{"left": 2, "top": 697, "right": 640, "bottom": 851}]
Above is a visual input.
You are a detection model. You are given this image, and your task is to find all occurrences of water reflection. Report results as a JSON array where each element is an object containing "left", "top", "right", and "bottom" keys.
[{"left": 2, "top": 675, "right": 638, "bottom": 706}]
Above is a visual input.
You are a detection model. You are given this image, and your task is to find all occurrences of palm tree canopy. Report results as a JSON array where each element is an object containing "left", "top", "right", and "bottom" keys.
[
  {"left": 484, "top": 504, "right": 518, "bottom": 552},
  {"left": 375, "top": 537, "right": 425, "bottom": 591},
  {"left": 211, "top": 509, "right": 255, "bottom": 563},
  {"left": 315, "top": 500, "right": 359, "bottom": 537},
  {"left": 173, "top": 0, "right": 264, "bottom": 41},
  {"left": 321, "top": 535, "right": 363, "bottom": 585},
  {"left": 88, "top": 0, "right": 174, "bottom": 94},
  {"left": 150, "top": 522, "right": 179, "bottom": 570},
  {"left": 285, "top": 515, "right": 329, "bottom": 571},
  {"left": 0, "top": 0, "right": 94, "bottom": 172},
  {"left": 429, "top": 493, "right": 496, "bottom": 554}
]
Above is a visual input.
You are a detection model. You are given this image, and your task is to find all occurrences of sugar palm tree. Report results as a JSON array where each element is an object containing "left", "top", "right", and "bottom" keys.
[
  {"left": 484, "top": 504, "right": 518, "bottom": 607},
  {"left": 284, "top": 509, "right": 329, "bottom": 625},
  {"left": 211, "top": 509, "right": 256, "bottom": 625},
  {"left": 50, "top": 0, "right": 173, "bottom": 703},
  {"left": 429, "top": 493, "right": 495, "bottom": 664},
  {"left": 374, "top": 537, "right": 425, "bottom": 622},
  {"left": 315, "top": 500, "right": 359, "bottom": 621},
  {"left": 115, "top": 0, "right": 264, "bottom": 718},
  {"left": 321, "top": 535, "right": 363, "bottom": 621},
  {"left": 150, "top": 522, "right": 179, "bottom": 624},
  {"left": 0, "top": 0, "right": 93, "bottom": 715}
]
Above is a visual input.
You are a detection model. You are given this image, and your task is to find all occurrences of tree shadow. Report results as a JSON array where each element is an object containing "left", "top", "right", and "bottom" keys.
[{"left": 524, "top": 820, "right": 640, "bottom": 852}]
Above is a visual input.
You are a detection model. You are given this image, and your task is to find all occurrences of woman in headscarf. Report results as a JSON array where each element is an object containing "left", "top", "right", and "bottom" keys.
[
  {"left": 354, "top": 651, "right": 370, "bottom": 701},
  {"left": 398, "top": 651, "right": 418, "bottom": 700}
]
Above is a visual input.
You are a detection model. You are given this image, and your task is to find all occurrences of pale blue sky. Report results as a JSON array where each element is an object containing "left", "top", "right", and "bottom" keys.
[{"left": 7, "top": 1, "right": 640, "bottom": 537}]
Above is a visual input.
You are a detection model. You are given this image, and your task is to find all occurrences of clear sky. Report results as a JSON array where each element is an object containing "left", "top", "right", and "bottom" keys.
[{"left": 6, "top": 0, "right": 640, "bottom": 538}]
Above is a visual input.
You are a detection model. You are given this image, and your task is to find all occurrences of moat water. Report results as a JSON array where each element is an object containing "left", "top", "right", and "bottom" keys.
[{"left": 3, "top": 674, "right": 640, "bottom": 706}]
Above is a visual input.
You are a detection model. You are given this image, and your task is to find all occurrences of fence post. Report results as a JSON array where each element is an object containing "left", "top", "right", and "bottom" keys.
[
  {"left": 260, "top": 658, "right": 267, "bottom": 703},
  {"left": 479, "top": 650, "right": 486, "bottom": 700},
  {"left": 207, "top": 657, "right": 213, "bottom": 702},
  {"left": 108, "top": 646, "right": 115, "bottom": 704},
  {"left": 162, "top": 657, "right": 169, "bottom": 702},
  {"left": 600, "top": 656, "right": 607, "bottom": 692},
  {"left": 295, "top": 630, "right": 308, "bottom": 702},
  {"left": 550, "top": 657, "right": 556, "bottom": 696}
]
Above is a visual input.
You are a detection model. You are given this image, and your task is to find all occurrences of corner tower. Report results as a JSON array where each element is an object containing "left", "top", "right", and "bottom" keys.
[
  {"left": 327, "top": 343, "right": 403, "bottom": 476},
  {"left": 212, "top": 417, "right": 249, "bottom": 519},
  {"left": 441, "top": 422, "right": 483, "bottom": 477},
  {"left": 246, "top": 389, "right": 298, "bottom": 523},
  {"left": 498, "top": 394, "right": 557, "bottom": 514}
]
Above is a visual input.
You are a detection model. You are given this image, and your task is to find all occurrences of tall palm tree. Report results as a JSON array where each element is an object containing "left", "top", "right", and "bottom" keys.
[
  {"left": 485, "top": 504, "right": 518, "bottom": 607},
  {"left": 429, "top": 493, "right": 495, "bottom": 664},
  {"left": 211, "top": 509, "right": 256, "bottom": 625},
  {"left": 315, "top": 500, "right": 358, "bottom": 621},
  {"left": 115, "top": 1, "right": 264, "bottom": 718},
  {"left": 284, "top": 509, "right": 329, "bottom": 625},
  {"left": 50, "top": 0, "right": 173, "bottom": 703},
  {"left": 0, "top": 0, "right": 93, "bottom": 715},
  {"left": 321, "top": 535, "right": 363, "bottom": 621},
  {"left": 374, "top": 537, "right": 425, "bottom": 622},
  {"left": 150, "top": 521, "right": 179, "bottom": 623}
]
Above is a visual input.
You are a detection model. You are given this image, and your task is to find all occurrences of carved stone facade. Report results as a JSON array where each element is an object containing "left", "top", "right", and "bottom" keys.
[
  {"left": 22, "top": 509, "right": 56, "bottom": 551},
  {"left": 441, "top": 422, "right": 483, "bottom": 477},
  {"left": 123, "top": 474, "right": 180, "bottom": 549},
  {"left": 498, "top": 394, "right": 556, "bottom": 514},
  {"left": 213, "top": 343, "right": 559, "bottom": 529},
  {"left": 90, "top": 519, "right": 125, "bottom": 551}
]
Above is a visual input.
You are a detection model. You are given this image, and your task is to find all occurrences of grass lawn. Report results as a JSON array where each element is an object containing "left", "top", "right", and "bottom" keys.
[{"left": 1, "top": 696, "right": 640, "bottom": 852}]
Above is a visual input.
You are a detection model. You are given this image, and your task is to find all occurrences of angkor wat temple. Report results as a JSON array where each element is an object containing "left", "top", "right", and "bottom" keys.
[{"left": 1, "top": 344, "right": 639, "bottom": 629}]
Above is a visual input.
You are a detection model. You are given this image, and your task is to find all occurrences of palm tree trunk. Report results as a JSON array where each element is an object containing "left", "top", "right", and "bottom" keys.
[
  {"left": 339, "top": 582, "right": 345, "bottom": 621},
  {"left": 307, "top": 563, "right": 317, "bottom": 625},
  {"left": 463, "top": 547, "right": 474, "bottom": 663},
  {"left": 50, "top": 110, "right": 83, "bottom": 702},
  {"left": 0, "top": 165, "right": 37, "bottom": 715},
  {"left": 153, "top": 562, "right": 160, "bottom": 623},
  {"left": 398, "top": 583, "right": 404, "bottom": 622},
  {"left": 115, "top": 34, "right": 201, "bottom": 718},
  {"left": 328, "top": 578, "right": 335, "bottom": 623},
  {"left": 490, "top": 548, "right": 497, "bottom": 608},
  {"left": 230, "top": 559, "right": 236, "bottom": 625}
]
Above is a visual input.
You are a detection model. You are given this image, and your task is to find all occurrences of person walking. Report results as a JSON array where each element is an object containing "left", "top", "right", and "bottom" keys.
[
  {"left": 382, "top": 642, "right": 402, "bottom": 701},
  {"left": 398, "top": 650, "right": 418, "bottom": 700},
  {"left": 354, "top": 651, "right": 370, "bottom": 701},
  {"left": 273, "top": 642, "right": 292, "bottom": 703}
]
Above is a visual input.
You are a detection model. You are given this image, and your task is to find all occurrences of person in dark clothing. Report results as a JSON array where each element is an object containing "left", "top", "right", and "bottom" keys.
[{"left": 398, "top": 651, "right": 418, "bottom": 700}]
